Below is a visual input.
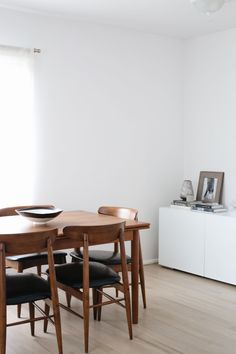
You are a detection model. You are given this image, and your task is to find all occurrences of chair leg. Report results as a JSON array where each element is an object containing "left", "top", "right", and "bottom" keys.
[
  {"left": 139, "top": 242, "right": 147, "bottom": 309},
  {"left": 17, "top": 264, "right": 23, "bottom": 318},
  {"left": 17, "top": 304, "right": 22, "bottom": 319},
  {"left": 47, "top": 240, "right": 63, "bottom": 354},
  {"left": 0, "top": 305, "right": 6, "bottom": 354},
  {"left": 36, "top": 265, "right": 42, "bottom": 277},
  {"left": 97, "top": 289, "right": 102, "bottom": 322},
  {"left": 0, "top": 251, "right": 6, "bottom": 354},
  {"left": 29, "top": 303, "right": 35, "bottom": 336},
  {"left": 62, "top": 257, "right": 76, "bottom": 307},
  {"left": 52, "top": 301, "right": 63, "bottom": 354},
  {"left": 123, "top": 285, "right": 133, "bottom": 339},
  {"left": 92, "top": 289, "right": 98, "bottom": 320},
  {"left": 66, "top": 293, "right": 72, "bottom": 308},
  {"left": 43, "top": 303, "right": 50, "bottom": 333}
]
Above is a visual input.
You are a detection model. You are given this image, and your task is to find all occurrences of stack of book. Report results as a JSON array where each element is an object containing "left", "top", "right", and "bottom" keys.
[
  {"left": 171, "top": 200, "right": 196, "bottom": 209},
  {"left": 191, "top": 203, "right": 227, "bottom": 213}
]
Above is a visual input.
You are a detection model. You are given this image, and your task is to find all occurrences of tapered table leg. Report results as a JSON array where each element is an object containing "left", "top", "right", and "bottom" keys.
[{"left": 131, "top": 230, "right": 140, "bottom": 324}]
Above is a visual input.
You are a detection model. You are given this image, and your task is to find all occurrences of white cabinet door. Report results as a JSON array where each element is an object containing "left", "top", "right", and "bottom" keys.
[
  {"left": 205, "top": 214, "right": 236, "bottom": 285},
  {"left": 159, "top": 207, "right": 205, "bottom": 276}
]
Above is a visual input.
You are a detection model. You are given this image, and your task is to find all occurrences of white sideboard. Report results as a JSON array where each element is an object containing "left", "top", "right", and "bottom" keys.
[{"left": 159, "top": 206, "right": 236, "bottom": 285}]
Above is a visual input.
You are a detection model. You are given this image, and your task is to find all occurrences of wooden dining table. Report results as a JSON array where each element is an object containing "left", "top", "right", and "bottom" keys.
[{"left": 0, "top": 210, "right": 150, "bottom": 324}]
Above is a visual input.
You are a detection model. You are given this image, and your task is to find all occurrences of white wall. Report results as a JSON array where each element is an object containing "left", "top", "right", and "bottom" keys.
[
  {"left": 184, "top": 29, "right": 236, "bottom": 206},
  {"left": 0, "top": 8, "right": 184, "bottom": 262}
]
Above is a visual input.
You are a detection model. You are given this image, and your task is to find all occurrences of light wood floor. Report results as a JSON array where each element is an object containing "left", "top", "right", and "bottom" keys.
[{"left": 6, "top": 264, "right": 236, "bottom": 354}]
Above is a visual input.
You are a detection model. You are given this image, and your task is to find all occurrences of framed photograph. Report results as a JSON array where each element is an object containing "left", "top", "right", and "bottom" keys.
[{"left": 196, "top": 171, "right": 224, "bottom": 204}]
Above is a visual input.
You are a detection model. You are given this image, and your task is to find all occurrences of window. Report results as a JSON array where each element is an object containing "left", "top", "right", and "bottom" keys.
[{"left": 0, "top": 45, "right": 35, "bottom": 206}]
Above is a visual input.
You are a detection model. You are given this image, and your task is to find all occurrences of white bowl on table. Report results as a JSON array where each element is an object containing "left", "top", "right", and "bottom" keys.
[{"left": 16, "top": 206, "right": 63, "bottom": 224}]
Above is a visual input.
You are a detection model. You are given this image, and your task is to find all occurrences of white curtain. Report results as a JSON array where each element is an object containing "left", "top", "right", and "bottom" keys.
[{"left": 0, "top": 45, "right": 35, "bottom": 207}]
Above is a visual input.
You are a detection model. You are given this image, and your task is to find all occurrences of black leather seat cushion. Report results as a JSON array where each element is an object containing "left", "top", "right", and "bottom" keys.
[
  {"left": 6, "top": 273, "right": 50, "bottom": 305},
  {"left": 70, "top": 250, "right": 131, "bottom": 266},
  {"left": 53, "top": 262, "right": 120, "bottom": 289},
  {"left": 6, "top": 251, "right": 67, "bottom": 263}
]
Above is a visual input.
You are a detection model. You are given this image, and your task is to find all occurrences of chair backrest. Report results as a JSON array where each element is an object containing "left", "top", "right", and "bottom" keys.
[
  {"left": 0, "top": 205, "right": 54, "bottom": 217},
  {"left": 63, "top": 222, "right": 125, "bottom": 247},
  {"left": 0, "top": 229, "right": 58, "bottom": 256},
  {"left": 98, "top": 206, "right": 138, "bottom": 221}
]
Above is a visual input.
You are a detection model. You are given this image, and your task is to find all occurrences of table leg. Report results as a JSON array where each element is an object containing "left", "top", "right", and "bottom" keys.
[{"left": 131, "top": 230, "right": 139, "bottom": 324}]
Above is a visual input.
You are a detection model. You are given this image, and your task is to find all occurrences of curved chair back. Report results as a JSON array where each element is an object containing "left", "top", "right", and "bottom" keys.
[
  {"left": 63, "top": 222, "right": 125, "bottom": 247},
  {"left": 98, "top": 206, "right": 138, "bottom": 221},
  {"left": 0, "top": 229, "right": 58, "bottom": 256}
]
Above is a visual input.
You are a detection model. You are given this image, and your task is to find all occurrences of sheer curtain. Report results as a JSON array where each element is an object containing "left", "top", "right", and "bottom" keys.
[{"left": 0, "top": 45, "right": 35, "bottom": 206}]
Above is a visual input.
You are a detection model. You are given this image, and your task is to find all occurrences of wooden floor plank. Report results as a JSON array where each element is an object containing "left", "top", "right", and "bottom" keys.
[{"left": 5, "top": 264, "right": 236, "bottom": 353}]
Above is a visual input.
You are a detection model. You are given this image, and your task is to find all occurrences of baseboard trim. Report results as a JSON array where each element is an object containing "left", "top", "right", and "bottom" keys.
[{"left": 143, "top": 258, "right": 158, "bottom": 265}]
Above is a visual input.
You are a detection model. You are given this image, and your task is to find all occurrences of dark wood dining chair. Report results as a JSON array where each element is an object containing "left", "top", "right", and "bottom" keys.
[
  {"left": 70, "top": 206, "right": 147, "bottom": 308},
  {"left": 0, "top": 228, "right": 63, "bottom": 354},
  {"left": 0, "top": 205, "right": 67, "bottom": 318},
  {"left": 49, "top": 222, "right": 132, "bottom": 353}
]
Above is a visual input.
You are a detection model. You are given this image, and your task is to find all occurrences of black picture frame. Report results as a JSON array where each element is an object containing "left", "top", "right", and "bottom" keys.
[{"left": 196, "top": 171, "right": 224, "bottom": 204}]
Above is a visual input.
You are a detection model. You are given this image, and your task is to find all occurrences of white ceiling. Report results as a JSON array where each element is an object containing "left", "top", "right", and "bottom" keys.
[{"left": 0, "top": 0, "right": 236, "bottom": 39}]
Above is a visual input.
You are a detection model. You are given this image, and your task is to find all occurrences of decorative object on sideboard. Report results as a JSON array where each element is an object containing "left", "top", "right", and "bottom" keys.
[
  {"left": 196, "top": 171, "right": 224, "bottom": 204},
  {"left": 190, "top": 0, "right": 227, "bottom": 14},
  {"left": 191, "top": 202, "right": 227, "bottom": 213},
  {"left": 180, "top": 179, "right": 195, "bottom": 202}
]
